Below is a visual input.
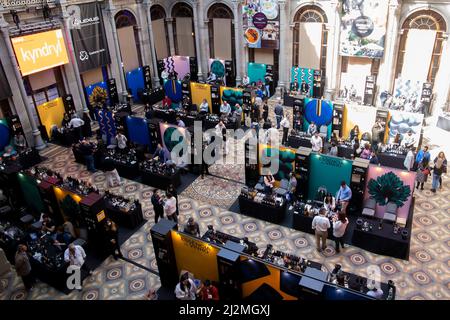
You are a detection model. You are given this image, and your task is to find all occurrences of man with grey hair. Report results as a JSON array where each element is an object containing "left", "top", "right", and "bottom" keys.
[
  {"left": 64, "top": 243, "right": 92, "bottom": 275},
  {"left": 311, "top": 208, "right": 330, "bottom": 252}
]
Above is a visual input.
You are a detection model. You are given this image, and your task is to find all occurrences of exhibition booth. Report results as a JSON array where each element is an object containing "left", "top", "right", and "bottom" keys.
[{"left": 151, "top": 219, "right": 394, "bottom": 300}]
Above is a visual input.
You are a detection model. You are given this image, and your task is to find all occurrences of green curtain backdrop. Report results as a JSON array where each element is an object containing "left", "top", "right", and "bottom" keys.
[
  {"left": 18, "top": 173, "right": 45, "bottom": 215},
  {"left": 248, "top": 62, "right": 267, "bottom": 84},
  {"left": 307, "top": 154, "right": 353, "bottom": 200}
]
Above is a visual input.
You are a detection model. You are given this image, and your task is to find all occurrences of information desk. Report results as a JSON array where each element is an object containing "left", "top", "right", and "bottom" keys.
[
  {"left": 105, "top": 200, "right": 144, "bottom": 229},
  {"left": 238, "top": 196, "right": 286, "bottom": 224},
  {"left": 378, "top": 152, "right": 407, "bottom": 170},
  {"left": 351, "top": 218, "right": 411, "bottom": 260},
  {"left": 287, "top": 134, "right": 312, "bottom": 149},
  {"left": 140, "top": 168, "right": 181, "bottom": 189}
]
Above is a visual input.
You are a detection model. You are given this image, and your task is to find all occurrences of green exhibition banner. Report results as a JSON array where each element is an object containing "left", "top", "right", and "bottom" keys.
[
  {"left": 307, "top": 154, "right": 353, "bottom": 200},
  {"left": 248, "top": 62, "right": 267, "bottom": 84},
  {"left": 17, "top": 173, "right": 45, "bottom": 215}
]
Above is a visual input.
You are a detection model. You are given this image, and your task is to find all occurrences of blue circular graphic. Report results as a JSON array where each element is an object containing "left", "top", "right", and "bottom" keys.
[
  {"left": 304, "top": 99, "right": 333, "bottom": 127},
  {"left": 0, "top": 123, "right": 10, "bottom": 152}
]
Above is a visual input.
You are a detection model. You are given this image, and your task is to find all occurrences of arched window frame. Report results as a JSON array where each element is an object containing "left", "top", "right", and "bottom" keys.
[
  {"left": 207, "top": 3, "right": 235, "bottom": 61},
  {"left": 150, "top": 4, "right": 170, "bottom": 60},
  {"left": 171, "top": 2, "right": 196, "bottom": 57},
  {"left": 115, "top": 10, "right": 143, "bottom": 67}
]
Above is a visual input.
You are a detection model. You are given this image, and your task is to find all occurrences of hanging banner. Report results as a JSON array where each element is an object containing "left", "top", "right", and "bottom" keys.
[
  {"left": 11, "top": 29, "right": 69, "bottom": 76},
  {"left": 243, "top": 0, "right": 280, "bottom": 49},
  {"left": 290, "top": 67, "right": 314, "bottom": 96},
  {"left": 0, "top": 62, "right": 12, "bottom": 100},
  {"left": 339, "top": 0, "right": 389, "bottom": 58},
  {"left": 70, "top": 2, "right": 111, "bottom": 73}
]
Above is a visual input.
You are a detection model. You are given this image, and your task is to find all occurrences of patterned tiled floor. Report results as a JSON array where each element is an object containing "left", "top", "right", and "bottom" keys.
[{"left": 1, "top": 110, "right": 449, "bottom": 300}]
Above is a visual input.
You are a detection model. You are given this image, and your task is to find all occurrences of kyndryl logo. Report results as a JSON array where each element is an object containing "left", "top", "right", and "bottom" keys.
[{"left": 20, "top": 41, "right": 63, "bottom": 64}]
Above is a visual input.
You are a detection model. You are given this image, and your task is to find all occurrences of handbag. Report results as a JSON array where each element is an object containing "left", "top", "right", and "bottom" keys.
[{"left": 423, "top": 168, "right": 430, "bottom": 175}]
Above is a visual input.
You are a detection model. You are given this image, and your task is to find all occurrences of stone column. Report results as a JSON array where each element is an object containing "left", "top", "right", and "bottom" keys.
[
  {"left": 0, "top": 22, "right": 46, "bottom": 150},
  {"left": 105, "top": 1, "right": 128, "bottom": 98},
  {"left": 166, "top": 18, "right": 176, "bottom": 56},
  {"left": 376, "top": 0, "right": 401, "bottom": 106},
  {"left": 277, "top": 0, "right": 287, "bottom": 89},
  {"left": 198, "top": 0, "right": 210, "bottom": 81},
  {"left": 143, "top": 0, "right": 161, "bottom": 87},
  {"left": 192, "top": 0, "right": 203, "bottom": 79},
  {"left": 324, "top": 0, "right": 340, "bottom": 100},
  {"left": 60, "top": 4, "right": 88, "bottom": 114},
  {"left": 232, "top": 0, "right": 242, "bottom": 84},
  {"left": 136, "top": 2, "right": 150, "bottom": 67}
]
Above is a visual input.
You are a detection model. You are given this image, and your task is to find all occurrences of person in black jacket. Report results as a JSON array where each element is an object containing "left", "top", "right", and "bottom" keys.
[
  {"left": 151, "top": 189, "right": 164, "bottom": 224},
  {"left": 262, "top": 99, "right": 269, "bottom": 122},
  {"left": 167, "top": 184, "right": 179, "bottom": 216},
  {"left": 105, "top": 219, "right": 122, "bottom": 260}
]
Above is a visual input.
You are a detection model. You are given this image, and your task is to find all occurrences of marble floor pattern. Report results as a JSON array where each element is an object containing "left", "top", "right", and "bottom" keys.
[{"left": 1, "top": 114, "right": 450, "bottom": 300}]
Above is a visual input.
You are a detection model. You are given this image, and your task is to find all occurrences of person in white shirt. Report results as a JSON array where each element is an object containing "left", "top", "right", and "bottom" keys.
[
  {"left": 310, "top": 131, "right": 323, "bottom": 153},
  {"left": 69, "top": 114, "right": 85, "bottom": 140},
  {"left": 115, "top": 132, "right": 127, "bottom": 151},
  {"left": 404, "top": 147, "right": 416, "bottom": 171},
  {"left": 332, "top": 212, "right": 349, "bottom": 253},
  {"left": 176, "top": 117, "right": 186, "bottom": 128},
  {"left": 175, "top": 273, "right": 197, "bottom": 300},
  {"left": 64, "top": 243, "right": 92, "bottom": 274},
  {"left": 215, "top": 121, "right": 227, "bottom": 154},
  {"left": 323, "top": 193, "right": 336, "bottom": 213},
  {"left": 199, "top": 99, "right": 209, "bottom": 114},
  {"left": 280, "top": 115, "right": 290, "bottom": 145},
  {"left": 220, "top": 101, "right": 231, "bottom": 117},
  {"left": 242, "top": 75, "right": 250, "bottom": 86},
  {"left": 401, "top": 130, "right": 415, "bottom": 148},
  {"left": 311, "top": 208, "right": 330, "bottom": 252},
  {"left": 164, "top": 192, "right": 178, "bottom": 223},
  {"left": 265, "top": 125, "right": 279, "bottom": 145}
]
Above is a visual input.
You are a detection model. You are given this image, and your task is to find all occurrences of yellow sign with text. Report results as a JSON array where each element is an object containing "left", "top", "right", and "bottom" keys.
[
  {"left": 11, "top": 29, "right": 69, "bottom": 76},
  {"left": 36, "top": 97, "right": 65, "bottom": 138}
]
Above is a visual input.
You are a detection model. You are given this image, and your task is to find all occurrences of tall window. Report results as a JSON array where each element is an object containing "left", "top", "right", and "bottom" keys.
[
  {"left": 171, "top": 3, "right": 196, "bottom": 57},
  {"left": 292, "top": 5, "right": 328, "bottom": 77},
  {"left": 207, "top": 3, "right": 235, "bottom": 61},
  {"left": 115, "top": 10, "right": 143, "bottom": 68},
  {"left": 151, "top": 5, "right": 170, "bottom": 60},
  {"left": 395, "top": 10, "right": 446, "bottom": 85}
]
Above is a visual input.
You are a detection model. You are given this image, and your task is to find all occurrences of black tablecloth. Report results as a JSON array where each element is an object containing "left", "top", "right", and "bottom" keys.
[
  {"left": 292, "top": 212, "right": 315, "bottom": 234},
  {"left": 378, "top": 152, "right": 406, "bottom": 170},
  {"left": 140, "top": 169, "right": 181, "bottom": 189},
  {"left": 72, "top": 147, "right": 104, "bottom": 170},
  {"left": 283, "top": 93, "right": 302, "bottom": 107},
  {"left": 238, "top": 196, "right": 286, "bottom": 223},
  {"left": 102, "top": 158, "right": 139, "bottom": 180},
  {"left": 351, "top": 219, "right": 410, "bottom": 260},
  {"left": 29, "top": 257, "right": 70, "bottom": 293},
  {"left": 287, "top": 135, "right": 312, "bottom": 149},
  {"left": 105, "top": 202, "right": 144, "bottom": 229},
  {"left": 18, "top": 148, "right": 42, "bottom": 169},
  {"left": 338, "top": 145, "right": 354, "bottom": 159}
]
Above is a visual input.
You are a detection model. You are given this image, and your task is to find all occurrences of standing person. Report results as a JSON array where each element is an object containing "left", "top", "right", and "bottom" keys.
[
  {"left": 151, "top": 189, "right": 164, "bottom": 224},
  {"left": 349, "top": 125, "right": 359, "bottom": 141},
  {"left": 175, "top": 273, "right": 197, "bottom": 300},
  {"left": 115, "top": 131, "right": 128, "bottom": 152},
  {"left": 280, "top": 114, "right": 290, "bottom": 145},
  {"left": 336, "top": 181, "right": 352, "bottom": 214},
  {"left": 274, "top": 99, "right": 284, "bottom": 129},
  {"left": 431, "top": 152, "right": 447, "bottom": 193},
  {"left": 15, "top": 244, "right": 34, "bottom": 291},
  {"left": 215, "top": 121, "right": 228, "bottom": 154},
  {"left": 323, "top": 193, "right": 336, "bottom": 213},
  {"left": 310, "top": 131, "right": 323, "bottom": 153},
  {"left": 311, "top": 208, "right": 330, "bottom": 252},
  {"left": 234, "top": 104, "right": 243, "bottom": 129},
  {"left": 69, "top": 114, "right": 85, "bottom": 141},
  {"left": 415, "top": 160, "right": 431, "bottom": 190},
  {"left": 13, "top": 133, "right": 27, "bottom": 152},
  {"left": 404, "top": 147, "right": 416, "bottom": 171},
  {"left": 64, "top": 243, "right": 92, "bottom": 275},
  {"left": 307, "top": 121, "right": 318, "bottom": 136},
  {"left": 262, "top": 99, "right": 269, "bottom": 122},
  {"left": 199, "top": 280, "right": 219, "bottom": 301},
  {"left": 263, "top": 174, "right": 275, "bottom": 194},
  {"left": 371, "top": 120, "right": 383, "bottom": 152},
  {"left": 167, "top": 184, "right": 179, "bottom": 216},
  {"left": 105, "top": 219, "right": 122, "bottom": 260},
  {"left": 164, "top": 192, "right": 178, "bottom": 223},
  {"left": 332, "top": 212, "right": 349, "bottom": 253},
  {"left": 184, "top": 217, "right": 200, "bottom": 237},
  {"left": 287, "top": 172, "right": 297, "bottom": 202},
  {"left": 415, "top": 146, "right": 430, "bottom": 170}
]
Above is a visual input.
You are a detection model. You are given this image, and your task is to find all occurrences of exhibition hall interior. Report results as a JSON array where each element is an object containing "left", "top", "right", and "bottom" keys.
[{"left": 0, "top": 0, "right": 449, "bottom": 302}]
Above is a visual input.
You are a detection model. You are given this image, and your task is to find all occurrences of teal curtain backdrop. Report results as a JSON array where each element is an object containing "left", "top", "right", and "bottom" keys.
[
  {"left": 307, "top": 154, "right": 353, "bottom": 200},
  {"left": 248, "top": 63, "right": 267, "bottom": 84}
]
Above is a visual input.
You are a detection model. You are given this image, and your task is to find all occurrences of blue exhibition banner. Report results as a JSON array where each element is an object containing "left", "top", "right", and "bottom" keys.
[
  {"left": 126, "top": 67, "right": 145, "bottom": 102},
  {"left": 126, "top": 116, "right": 151, "bottom": 146}
]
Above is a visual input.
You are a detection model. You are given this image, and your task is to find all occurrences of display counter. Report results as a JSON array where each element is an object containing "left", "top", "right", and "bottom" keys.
[
  {"left": 140, "top": 168, "right": 181, "bottom": 189},
  {"left": 105, "top": 198, "right": 144, "bottom": 229},
  {"left": 287, "top": 134, "right": 312, "bottom": 149},
  {"left": 238, "top": 195, "right": 286, "bottom": 224},
  {"left": 377, "top": 152, "right": 407, "bottom": 170}
]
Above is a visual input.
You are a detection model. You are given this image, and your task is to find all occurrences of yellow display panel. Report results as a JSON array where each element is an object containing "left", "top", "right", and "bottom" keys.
[
  {"left": 190, "top": 82, "right": 212, "bottom": 112},
  {"left": 36, "top": 97, "right": 65, "bottom": 138},
  {"left": 342, "top": 103, "right": 377, "bottom": 140}
]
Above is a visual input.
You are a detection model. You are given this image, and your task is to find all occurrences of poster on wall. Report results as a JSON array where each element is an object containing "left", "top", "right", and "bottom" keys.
[
  {"left": 302, "top": 98, "right": 334, "bottom": 139},
  {"left": 387, "top": 110, "right": 423, "bottom": 147},
  {"left": 380, "top": 78, "right": 424, "bottom": 113},
  {"left": 11, "top": 29, "right": 69, "bottom": 76},
  {"left": 364, "top": 165, "right": 414, "bottom": 224},
  {"left": 339, "top": 0, "right": 389, "bottom": 58},
  {"left": 36, "top": 97, "right": 66, "bottom": 138},
  {"left": 290, "top": 67, "right": 314, "bottom": 96},
  {"left": 161, "top": 56, "right": 191, "bottom": 81},
  {"left": 343, "top": 103, "right": 377, "bottom": 139},
  {"left": 70, "top": 2, "right": 111, "bottom": 73},
  {"left": 242, "top": 0, "right": 280, "bottom": 49}
]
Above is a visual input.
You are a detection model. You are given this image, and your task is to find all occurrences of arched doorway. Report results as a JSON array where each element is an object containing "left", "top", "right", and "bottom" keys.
[
  {"left": 171, "top": 2, "right": 196, "bottom": 58},
  {"left": 151, "top": 4, "right": 170, "bottom": 60},
  {"left": 292, "top": 6, "right": 328, "bottom": 77},
  {"left": 115, "top": 10, "right": 143, "bottom": 72},
  {"left": 207, "top": 3, "right": 235, "bottom": 62}
]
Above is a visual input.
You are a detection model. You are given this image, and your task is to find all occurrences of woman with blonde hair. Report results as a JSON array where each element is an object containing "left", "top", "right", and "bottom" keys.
[{"left": 431, "top": 151, "right": 447, "bottom": 192}]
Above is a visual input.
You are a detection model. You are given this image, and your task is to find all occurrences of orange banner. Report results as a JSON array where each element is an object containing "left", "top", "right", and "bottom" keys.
[{"left": 11, "top": 29, "right": 69, "bottom": 76}]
